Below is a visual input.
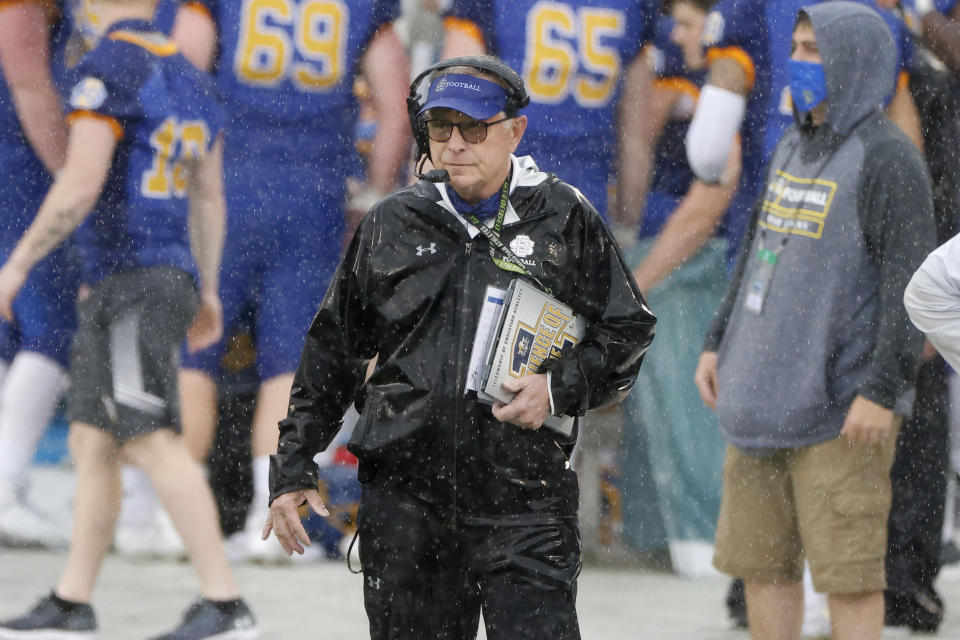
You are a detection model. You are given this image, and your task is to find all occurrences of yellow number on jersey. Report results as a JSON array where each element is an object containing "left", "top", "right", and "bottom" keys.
[
  {"left": 142, "top": 118, "right": 178, "bottom": 199},
  {"left": 575, "top": 9, "right": 625, "bottom": 106},
  {"left": 523, "top": 2, "right": 626, "bottom": 107},
  {"left": 235, "top": 0, "right": 347, "bottom": 92},
  {"left": 173, "top": 122, "right": 212, "bottom": 197},
  {"left": 294, "top": 1, "right": 347, "bottom": 90},
  {"left": 524, "top": 3, "right": 576, "bottom": 103},
  {"left": 142, "top": 118, "right": 211, "bottom": 200}
]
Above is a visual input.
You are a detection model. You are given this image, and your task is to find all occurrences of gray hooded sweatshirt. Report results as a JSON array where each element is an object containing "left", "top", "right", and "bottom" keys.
[{"left": 704, "top": 1, "right": 936, "bottom": 450}]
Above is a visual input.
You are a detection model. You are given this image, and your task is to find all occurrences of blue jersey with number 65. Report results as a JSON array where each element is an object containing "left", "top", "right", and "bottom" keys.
[{"left": 445, "top": 0, "right": 658, "bottom": 218}]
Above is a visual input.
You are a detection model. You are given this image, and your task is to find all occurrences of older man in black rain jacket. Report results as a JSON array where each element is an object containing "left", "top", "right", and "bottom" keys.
[{"left": 262, "top": 55, "right": 656, "bottom": 640}]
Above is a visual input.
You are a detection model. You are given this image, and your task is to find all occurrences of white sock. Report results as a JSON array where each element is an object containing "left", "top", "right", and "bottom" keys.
[
  {"left": 252, "top": 455, "right": 270, "bottom": 509},
  {"left": 118, "top": 466, "right": 158, "bottom": 529},
  {"left": 0, "top": 352, "right": 68, "bottom": 487}
]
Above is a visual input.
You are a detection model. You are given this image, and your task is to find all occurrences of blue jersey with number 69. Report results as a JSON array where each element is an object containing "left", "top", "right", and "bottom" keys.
[
  {"left": 445, "top": 0, "right": 657, "bottom": 217},
  {"left": 66, "top": 19, "right": 225, "bottom": 284},
  {"left": 186, "top": 0, "right": 397, "bottom": 189}
]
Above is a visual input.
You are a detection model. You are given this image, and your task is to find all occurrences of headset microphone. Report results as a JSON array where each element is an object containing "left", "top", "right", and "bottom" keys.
[{"left": 418, "top": 168, "right": 451, "bottom": 183}]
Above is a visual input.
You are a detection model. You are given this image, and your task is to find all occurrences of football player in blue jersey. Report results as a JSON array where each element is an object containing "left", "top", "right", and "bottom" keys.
[
  {"left": 0, "top": 1, "right": 258, "bottom": 638},
  {"left": 615, "top": 0, "right": 743, "bottom": 574},
  {"left": 442, "top": 0, "right": 660, "bottom": 225},
  {"left": 441, "top": 0, "right": 661, "bottom": 560},
  {"left": 0, "top": 0, "right": 81, "bottom": 549},
  {"left": 167, "top": 0, "right": 410, "bottom": 561}
]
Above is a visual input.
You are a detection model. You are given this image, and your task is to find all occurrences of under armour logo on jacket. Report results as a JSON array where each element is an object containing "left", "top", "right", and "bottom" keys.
[
  {"left": 416, "top": 243, "right": 437, "bottom": 256},
  {"left": 368, "top": 576, "right": 383, "bottom": 590}
]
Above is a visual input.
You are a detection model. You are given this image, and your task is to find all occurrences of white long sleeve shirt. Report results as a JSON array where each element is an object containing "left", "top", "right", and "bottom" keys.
[{"left": 904, "top": 232, "right": 960, "bottom": 370}]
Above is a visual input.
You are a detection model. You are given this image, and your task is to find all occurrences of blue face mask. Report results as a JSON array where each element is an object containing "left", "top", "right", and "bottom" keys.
[{"left": 788, "top": 59, "right": 828, "bottom": 113}]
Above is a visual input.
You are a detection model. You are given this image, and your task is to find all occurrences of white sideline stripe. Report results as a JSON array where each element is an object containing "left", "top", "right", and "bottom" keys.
[
  {"left": 110, "top": 308, "right": 144, "bottom": 400},
  {"left": 108, "top": 309, "right": 166, "bottom": 417},
  {"left": 115, "top": 385, "right": 166, "bottom": 416}
]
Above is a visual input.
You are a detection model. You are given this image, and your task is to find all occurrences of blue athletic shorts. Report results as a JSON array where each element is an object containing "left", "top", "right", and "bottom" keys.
[
  {"left": 181, "top": 165, "right": 344, "bottom": 381},
  {"left": 0, "top": 164, "right": 79, "bottom": 366}
]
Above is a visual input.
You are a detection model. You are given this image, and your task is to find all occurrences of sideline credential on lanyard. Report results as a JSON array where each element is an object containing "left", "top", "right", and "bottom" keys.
[{"left": 744, "top": 238, "right": 784, "bottom": 315}]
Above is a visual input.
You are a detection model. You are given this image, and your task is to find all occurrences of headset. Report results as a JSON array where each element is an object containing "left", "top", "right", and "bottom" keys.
[{"left": 407, "top": 56, "right": 530, "bottom": 181}]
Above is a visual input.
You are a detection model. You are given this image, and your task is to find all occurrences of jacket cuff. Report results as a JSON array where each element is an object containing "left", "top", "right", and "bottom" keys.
[
  {"left": 856, "top": 381, "right": 898, "bottom": 410},
  {"left": 703, "top": 327, "right": 724, "bottom": 352},
  {"left": 268, "top": 453, "right": 320, "bottom": 506},
  {"left": 542, "top": 356, "right": 589, "bottom": 417}
]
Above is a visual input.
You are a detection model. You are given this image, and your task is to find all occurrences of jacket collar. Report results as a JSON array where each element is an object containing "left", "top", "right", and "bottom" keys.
[{"left": 434, "top": 154, "right": 548, "bottom": 239}]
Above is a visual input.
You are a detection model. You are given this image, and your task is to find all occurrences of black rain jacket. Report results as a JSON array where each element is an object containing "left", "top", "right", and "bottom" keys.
[{"left": 269, "top": 160, "right": 656, "bottom": 523}]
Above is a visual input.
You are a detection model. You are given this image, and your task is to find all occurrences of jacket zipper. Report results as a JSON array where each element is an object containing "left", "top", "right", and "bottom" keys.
[{"left": 451, "top": 240, "right": 474, "bottom": 528}]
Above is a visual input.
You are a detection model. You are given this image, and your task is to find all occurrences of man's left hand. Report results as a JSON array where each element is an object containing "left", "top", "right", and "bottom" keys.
[
  {"left": 840, "top": 395, "right": 897, "bottom": 445},
  {"left": 492, "top": 374, "right": 551, "bottom": 430},
  {"left": 0, "top": 261, "right": 29, "bottom": 322}
]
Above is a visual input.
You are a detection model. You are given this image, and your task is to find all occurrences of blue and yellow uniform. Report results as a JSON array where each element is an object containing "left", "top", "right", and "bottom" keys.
[
  {"left": 445, "top": 0, "right": 658, "bottom": 218},
  {"left": 640, "top": 19, "right": 705, "bottom": 240},
  {"left": 0, "top": 0, "right": 80, "bottom": 366},
  {"left": 178, "top": 0, "right": 399, "bottom": 381},
  {"left": 698, "top": 0, "right": 772, "bottom": 218},
  {"left": 620, "top": 18, "right": 732, "bottom": 556},
  {"left": 65, "top": 19, "right": 225, "bottom": 284},
  {"left": 704, "top": 0, "right": 913, "bottom": 163}
]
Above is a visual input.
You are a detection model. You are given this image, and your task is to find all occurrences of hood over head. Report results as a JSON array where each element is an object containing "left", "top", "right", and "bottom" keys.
[{"left": 801, "top": 1, "right": 896, "bottom": 136}]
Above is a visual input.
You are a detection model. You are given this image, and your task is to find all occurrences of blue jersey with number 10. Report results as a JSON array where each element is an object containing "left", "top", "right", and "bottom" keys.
[
  {"left": 446, "top": 0, "right": 658, "bottom": 217},
  {"left": 67, "top": 20, "right": 225, "bottom": 284}
]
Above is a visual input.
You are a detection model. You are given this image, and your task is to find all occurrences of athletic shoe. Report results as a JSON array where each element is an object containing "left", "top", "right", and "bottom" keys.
[
  {"left": 725, "top": 579, "right": 748, "bottom": 630},
  {"left": 884, "top": 589, "right": 944, "bottom": 633},
  {"left": 113, "top": 507, "right": 185, "bottom": 560},
  {"left": 0, "top": 482, "right": 68, "bottom": 549},
  {"left": 148, "top": 598, "right": 258, "bottom": 640},
  {"left": 0, "top": 592, "right": 97, "bottom": 639}
]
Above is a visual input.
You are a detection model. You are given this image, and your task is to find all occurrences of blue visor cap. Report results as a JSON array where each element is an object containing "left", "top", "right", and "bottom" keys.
[{"left": 417, "top": 73, "right": 509, "bottom": 120}]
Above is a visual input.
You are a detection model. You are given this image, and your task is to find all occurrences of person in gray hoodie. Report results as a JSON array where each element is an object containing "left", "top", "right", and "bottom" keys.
[{"left": 693, "top": 3, "right": 936, "bottom": 638}]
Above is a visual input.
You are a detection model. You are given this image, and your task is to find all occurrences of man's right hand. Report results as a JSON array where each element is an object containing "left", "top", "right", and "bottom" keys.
[
  {"left": 694, "top": 351, "right": 720, "bottom": 410},
  {"left": 262, "top": 488, "right": 329, "bottom": 556}
]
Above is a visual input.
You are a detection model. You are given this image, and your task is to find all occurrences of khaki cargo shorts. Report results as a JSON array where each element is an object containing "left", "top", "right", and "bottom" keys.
[{"left": 713, "top": 424, "right": 900, "bottom": 594}]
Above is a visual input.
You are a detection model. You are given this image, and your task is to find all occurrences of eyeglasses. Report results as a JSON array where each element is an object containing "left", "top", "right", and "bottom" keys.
[{"left": 424, "top": 116, "right": 513, "bottom": 143}]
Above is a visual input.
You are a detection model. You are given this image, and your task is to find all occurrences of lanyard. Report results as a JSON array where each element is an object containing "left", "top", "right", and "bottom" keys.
[{"left": 461, "top": 179, "right": 552, "bottom": 294}]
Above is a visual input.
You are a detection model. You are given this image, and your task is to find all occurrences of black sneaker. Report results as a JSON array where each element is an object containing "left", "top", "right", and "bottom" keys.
[
  {"left": 885, "top": 589, "right": 944, "bottom": 633},
  {"left": 0, "top": 592, "right": 97, "bottom": 639},
  {"left": 726, "top": 578, "right": 748, "bottom": 630},
  {"left": 148, "top": 598, "right": 258, "bottom": 640}
]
